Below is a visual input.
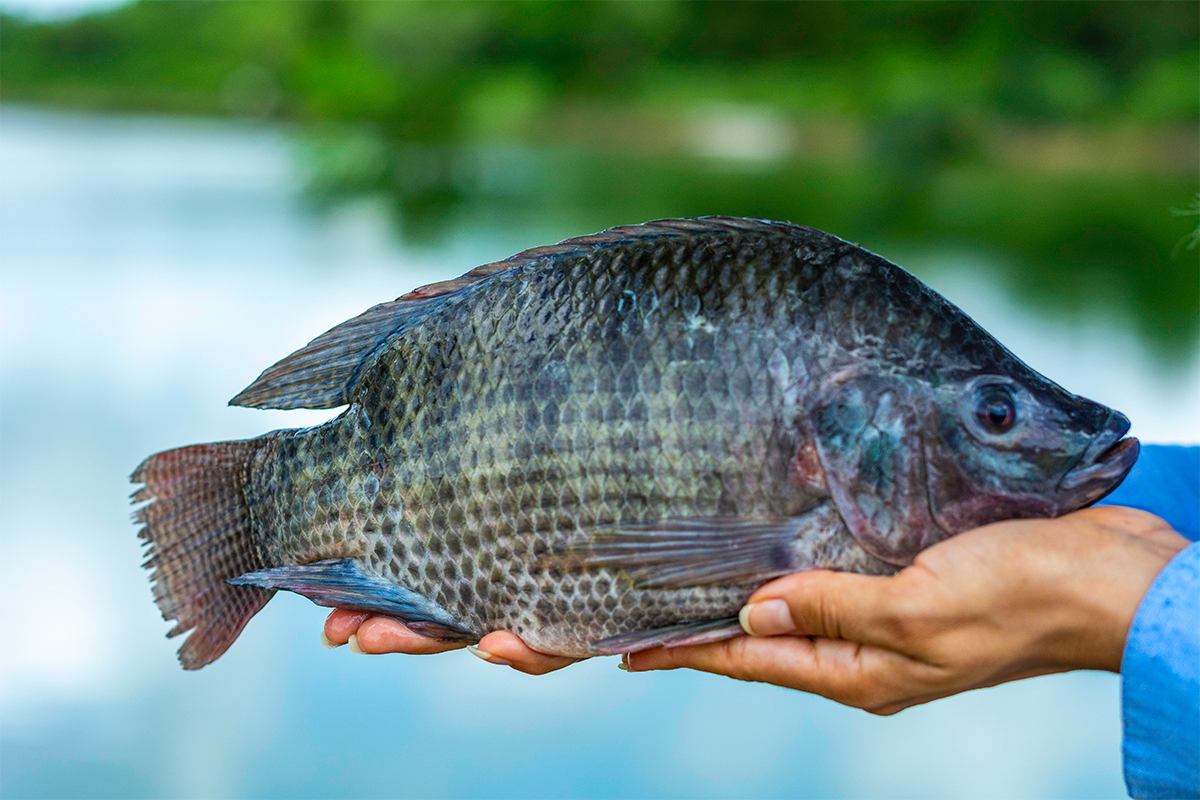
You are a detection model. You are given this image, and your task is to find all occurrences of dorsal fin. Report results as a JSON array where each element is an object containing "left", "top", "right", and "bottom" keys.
[
  {"left": 230, "top": 216, "right": 806, "bottom": 410},
  {"left": 229, "top": 296, "right": 446, "bottom": 409},
  {"left": 389, "top": 216, "right": 804, "bottom": 301}
]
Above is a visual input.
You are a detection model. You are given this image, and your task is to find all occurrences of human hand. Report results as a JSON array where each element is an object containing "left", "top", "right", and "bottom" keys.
[
  {"left": 321, "top": 609, "right": 579, "bottom": 675},
  {"left": 625, "top": 506, "right": 1188, "bottom": 715}
]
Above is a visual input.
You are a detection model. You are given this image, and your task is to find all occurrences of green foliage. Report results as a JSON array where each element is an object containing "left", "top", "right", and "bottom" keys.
[
  {"left": 1, "top": 1, "right": 1195, "bottom": 355},
  {"left": 3, "top": 1, "right": 1197, "bottom": 128}
]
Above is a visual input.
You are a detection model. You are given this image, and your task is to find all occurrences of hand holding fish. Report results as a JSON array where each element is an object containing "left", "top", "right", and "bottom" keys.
[{"left": 625, "top": 506, "right": 1188, "bottom": 714}]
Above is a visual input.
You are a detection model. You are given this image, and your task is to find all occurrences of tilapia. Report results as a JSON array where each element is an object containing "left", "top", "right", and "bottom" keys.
[{"left": 132, "top": 217, "right": 1139, "bottom": 669}]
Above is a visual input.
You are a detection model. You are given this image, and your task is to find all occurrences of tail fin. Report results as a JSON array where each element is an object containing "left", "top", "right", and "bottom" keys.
[{"left": 131, "top": 439, "right": 274, "bottom": 669}]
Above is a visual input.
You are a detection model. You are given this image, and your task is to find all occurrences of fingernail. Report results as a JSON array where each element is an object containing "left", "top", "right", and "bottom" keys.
[
  {"left": 320, "top": 631, "right": 342, "bottom": 649},
  {"left": 617, "top": 653, "right": 631, "bottom": 671},
  {"left": 467, "top": 645, "right": 512, "bottom": 667},
  {"left": 740, "top": 599, "right": 795, "bottom": 636},
  {"left": 347, "top": 634, "right": 365, "bottom": 654}
]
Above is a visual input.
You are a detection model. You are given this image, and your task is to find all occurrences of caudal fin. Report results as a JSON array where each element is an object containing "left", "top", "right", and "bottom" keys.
[{"left": 131, "top": 439, "right": 274, "bottom": 669}]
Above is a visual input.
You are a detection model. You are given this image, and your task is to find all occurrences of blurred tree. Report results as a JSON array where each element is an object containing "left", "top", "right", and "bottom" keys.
[{"left": 0, "top": 0, "right": 1194, "bottom": 352}]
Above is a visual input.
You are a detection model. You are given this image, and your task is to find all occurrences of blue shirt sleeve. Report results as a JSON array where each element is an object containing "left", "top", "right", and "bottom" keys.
[
  {"left": 1100, "top": 444, "right": 1199, "bottom": 542},
  {"left": 1105, "top": 445, "right": 1200, "bottom": 799},
  {"left": 1121, "top": 543, "right": 1200, "bottom": 799}
]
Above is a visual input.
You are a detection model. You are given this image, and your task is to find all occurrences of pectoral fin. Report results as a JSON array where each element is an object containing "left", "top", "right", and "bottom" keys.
[
  {"left": 229, "top": 559, "right": 478, "bottom": 642},
  {"left": 546, "top": 507, "right": 836, "bottom": 589}
]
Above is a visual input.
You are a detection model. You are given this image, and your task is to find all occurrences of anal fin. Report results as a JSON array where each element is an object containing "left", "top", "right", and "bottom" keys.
[
  {"left": 229, "top": 559, "right": 478, "bottom": 642},
  {"left": 591, "top": 618, "right": 744, "bottom": 655}
]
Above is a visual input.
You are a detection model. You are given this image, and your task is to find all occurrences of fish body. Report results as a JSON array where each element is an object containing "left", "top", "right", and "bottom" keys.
[{"left": 132, "top": 217, "right": 1139, "bottom": 668}]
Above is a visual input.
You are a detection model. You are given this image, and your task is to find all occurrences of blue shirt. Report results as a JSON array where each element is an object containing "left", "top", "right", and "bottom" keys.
[{"left": 1100, "top": 444, "right": 1200, "bottom": 799}]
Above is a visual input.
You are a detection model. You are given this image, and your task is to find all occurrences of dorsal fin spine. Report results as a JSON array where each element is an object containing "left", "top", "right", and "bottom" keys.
[{"left": 228, "top": 297, "right": 444, "bottom": 410}]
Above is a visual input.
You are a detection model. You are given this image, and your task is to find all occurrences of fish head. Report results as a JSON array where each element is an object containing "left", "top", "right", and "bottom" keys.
[
  {"left": 813, "top": 369, "right": 1138, "bottom": 567},
  {"left": 923, "top": 371, "right": 1140, "bottom": 537}
]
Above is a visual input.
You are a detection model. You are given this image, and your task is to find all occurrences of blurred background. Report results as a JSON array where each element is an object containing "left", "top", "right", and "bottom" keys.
[{"left": 1, "top": 2, "right": 1196, "bottom": 798}]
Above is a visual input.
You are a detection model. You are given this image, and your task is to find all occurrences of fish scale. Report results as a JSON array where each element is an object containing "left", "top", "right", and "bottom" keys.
[
  {"left": 263, "top": 228, "right": 828, "bottom": 654},
  {"left": 132, "top": 216, "right": 1139, "bottom": 668}
]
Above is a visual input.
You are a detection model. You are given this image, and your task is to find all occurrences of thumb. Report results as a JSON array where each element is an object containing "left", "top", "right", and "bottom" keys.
[{"left": 741, "top": 569, "right": 906, "bottom": 649}]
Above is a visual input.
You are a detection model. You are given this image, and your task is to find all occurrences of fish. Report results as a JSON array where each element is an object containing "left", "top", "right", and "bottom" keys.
[{"left": 131, "top": 216, "right": 1140, "bottom": 669}]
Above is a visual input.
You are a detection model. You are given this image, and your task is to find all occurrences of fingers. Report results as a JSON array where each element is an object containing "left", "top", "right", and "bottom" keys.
[
  {"left": 471, "top": 631, "right": 579, "bottom": 675},
  {"left": 626, "top": 635, "right": 922, "bottom": 713},
  {"left": 323, "top": 609, "right": 370, "bottom": 647},
  {"left": 321, "top": 610, "right": 578, "bottom": 672},
  {"left": 323, "top": 610, "right": 465, "bottom": 655},
  {"left": 742, "top": 570, "right": 910, "bottom": 651},
  {"left": 355, "top": 616, "right": 469, "bottom": 655}
]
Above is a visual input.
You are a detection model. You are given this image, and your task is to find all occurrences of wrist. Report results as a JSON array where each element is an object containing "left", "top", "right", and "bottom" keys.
[{"left": 1047, "top": 529, "right": 1185, "bottom": 673}]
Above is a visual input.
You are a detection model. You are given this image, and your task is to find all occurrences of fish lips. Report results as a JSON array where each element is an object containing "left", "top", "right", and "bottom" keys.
[{"left": 1058, "top": 412, "right": 1140, "bottom": 504}]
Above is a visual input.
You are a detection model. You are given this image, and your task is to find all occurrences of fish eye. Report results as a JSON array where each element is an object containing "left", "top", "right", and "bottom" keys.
[{"left": 975, "top": 385, "right": 1017, "bottom": 434}]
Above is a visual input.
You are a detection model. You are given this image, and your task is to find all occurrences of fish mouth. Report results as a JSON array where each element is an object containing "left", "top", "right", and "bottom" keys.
[{"left": 1058, "top": 412, "right": 1140, "bottom": 500}]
